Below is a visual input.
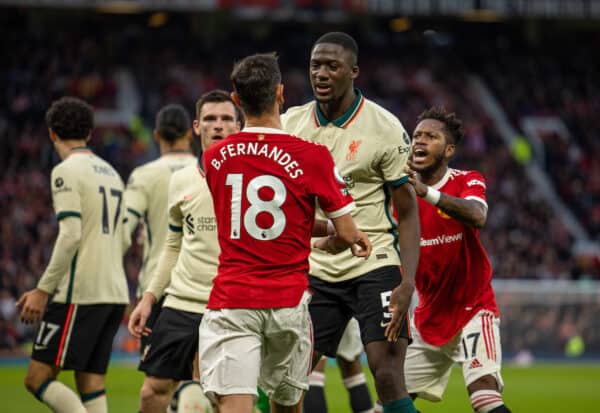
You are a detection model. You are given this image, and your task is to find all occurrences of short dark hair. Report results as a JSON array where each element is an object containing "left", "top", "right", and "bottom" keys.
[
  {"left": 195, "top": 89, "right": 244, "bottom": 128},
  {"left": 417, "top": 107, "right": 464, "bottom": 145},
  {"left": 230, "top": 53, "right": 281, "bottom": 118},
  {"left": 313, "top": 32, "right": 359, "bottom": 63},
  {"left": 45, "top": 97, "right": 94, "bottom": 140},
  {"left": 155, "top": 104, "right": 191, "bottom": 142}
]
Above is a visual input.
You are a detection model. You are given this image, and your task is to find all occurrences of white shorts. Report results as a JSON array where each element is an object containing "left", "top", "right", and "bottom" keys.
[
  {"left": 336, "top": 318, "right": 363, "bottom": 362},
  {"left": 198, "top": 291, "right": 312, "bottom": 406},
  {"left": 405, "top": 310, "right": 504, "bottom": 402}
]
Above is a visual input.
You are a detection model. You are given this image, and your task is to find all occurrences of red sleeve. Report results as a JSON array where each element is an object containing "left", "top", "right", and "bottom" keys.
[
  {"left": 460, "top": 170, "right": 487, "bottom": 207},
  {"left": 309, "top": 145, "right": 355, "bottom": 218}
]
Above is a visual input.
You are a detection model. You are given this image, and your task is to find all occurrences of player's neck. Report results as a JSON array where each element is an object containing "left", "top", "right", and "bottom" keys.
[
  {"left": 421, "top": 164, "right": 448, "bottom": 187},
  {"left": 160, "top": 139, "right": 190, "bottom": 156},
  {"left": 244, "top": 112, "right": 282, "bottom": 130},
  {"left": 318, "top": 88, "right": 356, "bottom": 121},
  {"left": 55, "top": 139, "right": 89, "bottom": 160}
]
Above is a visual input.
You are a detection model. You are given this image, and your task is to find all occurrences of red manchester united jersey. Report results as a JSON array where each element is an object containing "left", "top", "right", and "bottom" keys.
[
  {"left": 203, "top": 127, "right": 355, "bottom": 309},
  {"left": 414, "top": 168, "right": 498, "bottom": 346}
]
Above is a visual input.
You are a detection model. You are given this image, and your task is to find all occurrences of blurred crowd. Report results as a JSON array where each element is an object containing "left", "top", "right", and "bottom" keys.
[{"left": 0, "top": 11, "right": 598, "bottom": 355}]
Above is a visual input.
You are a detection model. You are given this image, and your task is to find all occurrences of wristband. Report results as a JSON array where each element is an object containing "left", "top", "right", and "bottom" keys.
[
  {"left": 327, "top": 220, "right": 336, "bottom": 235},
  {"left": 423, "top": 186, "right": 441, "bottom": 205}
]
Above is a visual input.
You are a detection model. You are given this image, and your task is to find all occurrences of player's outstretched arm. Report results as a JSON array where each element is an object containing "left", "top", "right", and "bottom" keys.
[
  {"left": 404, "top": 164, "right": 487, "bottom": 228},
  {"left": 386, "top": 182, "right": 419, "bottom": 342},
  {"left": 128, "top": 292, "right": 156, "bottom": 338}
]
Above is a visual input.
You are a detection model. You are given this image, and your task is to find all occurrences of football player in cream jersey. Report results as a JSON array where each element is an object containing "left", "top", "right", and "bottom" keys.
[
  {"left": 128, "top": 90, "right": 242, "bottom": 413},
  {"left": 124, "top": 104, "right": 197, "bottom": 354},
  {"left": 19, "top": 97, "right": 129, "bottom": 413},
  {"left": 282, "top": 32, "right": 420, "bottom": 413}
]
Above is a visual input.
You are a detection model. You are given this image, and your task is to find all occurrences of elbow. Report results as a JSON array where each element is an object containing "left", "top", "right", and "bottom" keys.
[{"left": 472, "top": 214, "right": 487, "bottom": 229}]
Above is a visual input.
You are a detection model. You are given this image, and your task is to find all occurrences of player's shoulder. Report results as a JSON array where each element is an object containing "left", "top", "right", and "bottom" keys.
[
  {"left": 448, "top": 168, "right": 486, "bottom": 187},
  {"left": 362, "top": 98, "right": 404, "bottom": 129},
  {"left": 171, "top": 162, "right": 200, "bottom": 183},
  {"left": 282, "top": 101, "right": 316, "bottom": 126}
]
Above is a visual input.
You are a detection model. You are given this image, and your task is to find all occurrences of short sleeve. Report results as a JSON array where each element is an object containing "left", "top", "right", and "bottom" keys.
[
  {"left": 380, "top": 122, "right": 411, "bottom": 187},
  {"left": 460, "top": 171, "right": 488, "bottom": 209},
  {"left": 124, "top": 167, "right": 147, "bottom": 220},
  {"left": 310, "top": 145, "right": 355, "bottom": 218},
  {"left": 51, "top": 164, "right": 81, "bottom": 221}
]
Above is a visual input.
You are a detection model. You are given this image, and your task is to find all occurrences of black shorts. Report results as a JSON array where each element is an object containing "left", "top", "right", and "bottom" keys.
[
  {"left": 31, "top": 302, "right": 126, "bottom": 374},
  {"left": 309, "top": 265, "right": 411, "bottom": 357},
  {"left": 138, "top": 307, "right": 203, "bottom": 381},
  {"left": 140, "top": 295, "right": 165, "bottom": 356}
]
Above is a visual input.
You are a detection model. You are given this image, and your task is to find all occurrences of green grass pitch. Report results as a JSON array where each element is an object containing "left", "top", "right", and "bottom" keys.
[{"left": 0, "top": 362, "right": 598, "bottom": 412}]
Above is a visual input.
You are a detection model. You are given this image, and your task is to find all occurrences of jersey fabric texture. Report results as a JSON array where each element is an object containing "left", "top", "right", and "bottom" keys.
[
  {"left": 282, "top": 90, "right": 412, "bottom": 282},
  {"left": 202, "top": 127, "right": 355, "bottom": 309},
  {"left": 414, "top": 168, "right": 499, "bottom": 346},
  {"left": 163, "top": 163, "right": 219, "bottom": 313},
  {"left": 38, "top": 148, "right": 129, "bottom": 304},
  {"left": 124, "top": 152, "right": 196, "bottom": 295}
]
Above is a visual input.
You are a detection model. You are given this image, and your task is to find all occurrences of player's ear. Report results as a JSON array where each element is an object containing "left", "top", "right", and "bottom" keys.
[
  {"left": 152, "top": 129, "right": 160, "bottom": 143},
  {"left": 351, "top": 65, "right": 359, "bottom": 80},
  {"left": 192, "top": 119, "right": 201, "bottom": 136},
  {"left": 48, "top": 128, "right": 57, "bottom": 143},
  {"left": 276, "top": 84, "right": 285, "bottom": 107},
  {"left": 231, "top": 92, "right": 241, "bottom": 107},
  {"left": 445, "top": 143, "right": 456, "bottom": 158},
  {"left": 184, "top": 128, "right": 193, "bottom": 142}
]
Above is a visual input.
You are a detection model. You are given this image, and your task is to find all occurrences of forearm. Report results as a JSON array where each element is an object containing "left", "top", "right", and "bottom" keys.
[
  {"left": 434, "top": 191, "right": 486, "bottom": 228},
  {"left": 395, "top": 208, "right": 419, "bottom": 287},
  {"left": 37, "top": 218, "right": 81, "bottom": 294},
  {"left": 392, "top": 183, "right": 420, "bottom": 287},
  {"left": 145, "top": 233, "right": 181, "bottom": 300}
]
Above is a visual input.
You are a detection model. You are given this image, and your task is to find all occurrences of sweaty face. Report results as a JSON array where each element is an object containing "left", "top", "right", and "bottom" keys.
[
  {"left": 194, "top": 102, "right": 240, "bottom": 151},
  {"left": 411, "top": 119, "right": 453, "bottom": 173},
  {"left": 309, "top": 43, "right": 356, "bottom": 104}
]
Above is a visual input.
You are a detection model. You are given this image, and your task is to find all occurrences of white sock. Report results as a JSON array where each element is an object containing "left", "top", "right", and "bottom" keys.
[
  {"left": 82, "top": 389, "right": 107, "bottom": 413},
  {"left": 470, "top": 390, "right": 504, "bottom": 413},
  {"left": 38, "top": 379, "right": 87, "bottom": 413},
  {"left": 374, "top": 401, "right": 384, "bottom": 413},
  {"left": 176, "top": 381, "right": 212, "bottom": 413}
]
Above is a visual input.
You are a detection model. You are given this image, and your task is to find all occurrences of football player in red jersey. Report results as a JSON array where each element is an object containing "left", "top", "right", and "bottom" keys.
[
  {"left": 404, "top": 107, "right": 511, "bottom": 413},
  {"left": 198, "top": 52, "right": 371, "bottom": 413}
]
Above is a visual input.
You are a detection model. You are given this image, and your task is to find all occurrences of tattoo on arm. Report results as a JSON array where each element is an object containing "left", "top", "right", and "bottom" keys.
[{"left": 437, "top": 194, "right": 487, "bottom": 228}]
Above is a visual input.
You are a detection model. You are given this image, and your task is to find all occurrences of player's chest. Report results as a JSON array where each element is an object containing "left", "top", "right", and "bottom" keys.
[
  {"left": 181, "top": 187, "right": 216, "bottom": 237},
  {"left": 310, "top": 127, "right": 379, "bottom": 187}
]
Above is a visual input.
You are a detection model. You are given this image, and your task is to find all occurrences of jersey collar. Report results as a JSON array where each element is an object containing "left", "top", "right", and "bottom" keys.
[
  {"left": 314, "top": 89, "right": 365, "bottom": 129},
  {"left": 68, "top": 146, "right": 92, "bottom": 156},
  {"left": 243, "top": 126, "right": 286, "bottom": 134},
  {"left": 431, "top": 168, "right": 452, "bottom": 190}
]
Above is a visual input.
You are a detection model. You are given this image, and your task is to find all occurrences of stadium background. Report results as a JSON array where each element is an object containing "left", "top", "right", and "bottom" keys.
[{"left": 0, "top": 0, "right": 599, "bottom": 411}]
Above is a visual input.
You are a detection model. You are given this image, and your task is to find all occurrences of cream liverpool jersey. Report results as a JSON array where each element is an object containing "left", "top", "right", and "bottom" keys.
[
  {"left": 124, "top": 152, "right": 196, "bottom": 295},
  {"left": 162, "top": 163, "right": 220, "bottom": 313},
  {"left": 38, "top": 147, "right": 129, "bottom": 304},
  {"left": 282, "top": 91, "right": 411, "bottom": 282}
]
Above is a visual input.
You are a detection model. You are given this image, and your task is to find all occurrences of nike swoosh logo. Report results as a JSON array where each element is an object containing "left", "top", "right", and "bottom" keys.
[{"left": 380, "top": 321, "right": 391, "bottom": 328}]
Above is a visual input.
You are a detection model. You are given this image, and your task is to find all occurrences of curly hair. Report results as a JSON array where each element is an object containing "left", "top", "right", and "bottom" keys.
[
  {"left": 45, "top": 96, "right": 94, "bottom": 140},
  {"left": 417, "top": 106, "right": 464, "bottom": 145}
]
